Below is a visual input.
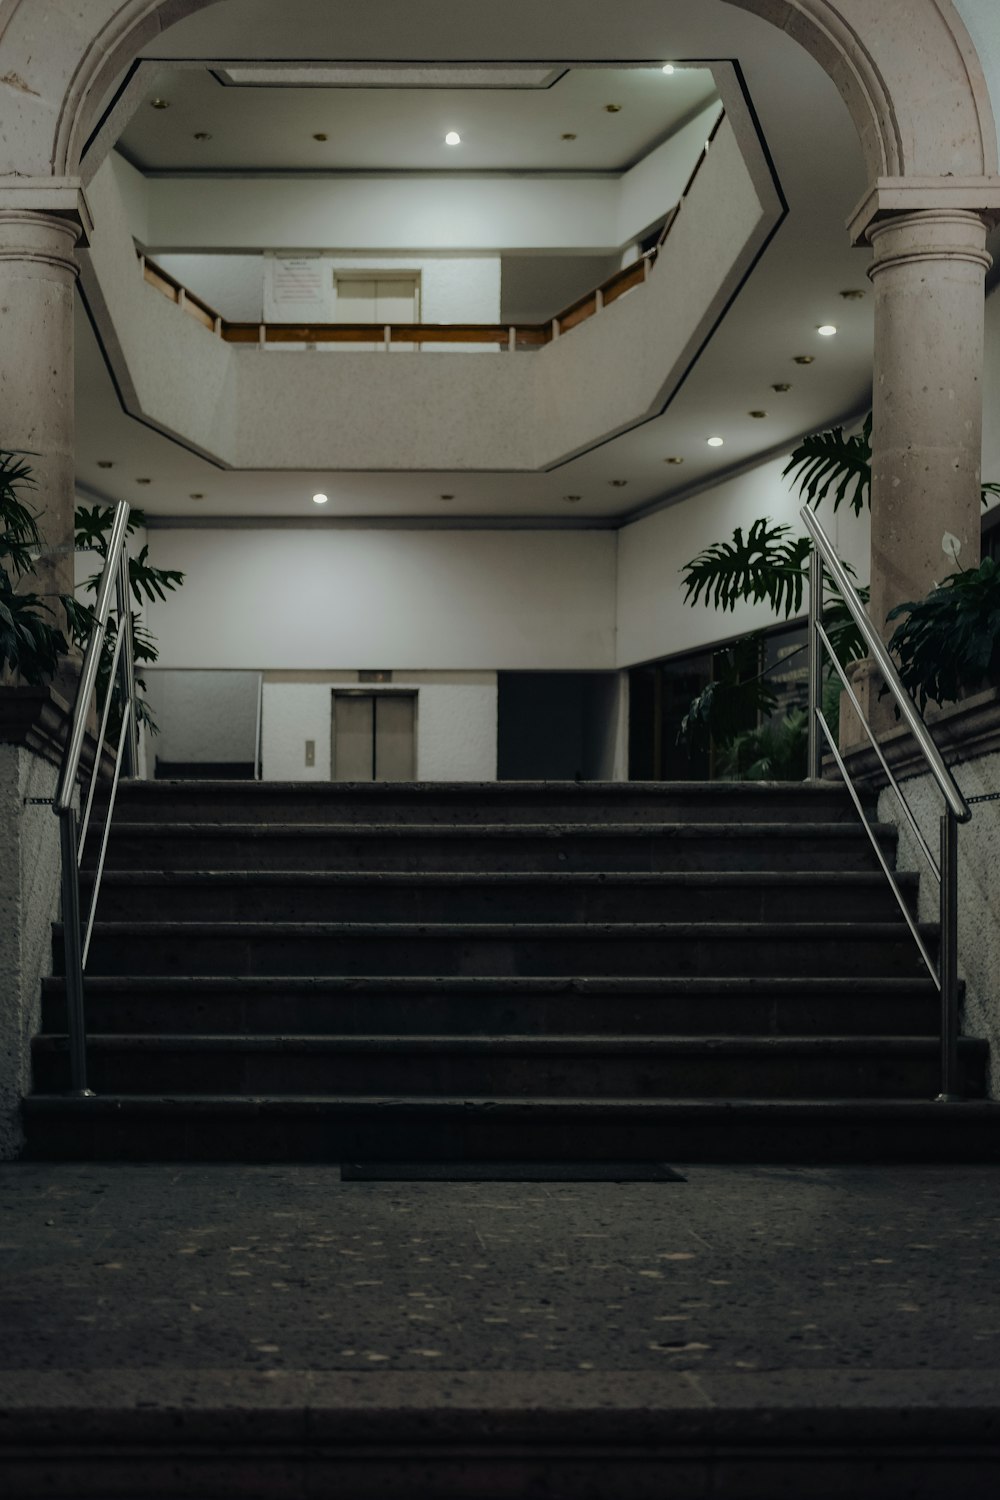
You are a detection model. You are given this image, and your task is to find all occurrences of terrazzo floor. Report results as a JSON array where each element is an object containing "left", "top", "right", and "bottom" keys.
[{"left": 1, "top": 1161, "right": 997, "bottom": 1381}]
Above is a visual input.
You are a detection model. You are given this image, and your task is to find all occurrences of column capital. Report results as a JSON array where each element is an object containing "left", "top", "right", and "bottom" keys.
[
  {"left": 865, "top": 207, "right": 992, "bottom": 282},
  {"left": 847, "top": 176, "right": 1000, "bottom": 247},
  {"left": 0, "top": 178, "right": 93, "bottom": 245}
]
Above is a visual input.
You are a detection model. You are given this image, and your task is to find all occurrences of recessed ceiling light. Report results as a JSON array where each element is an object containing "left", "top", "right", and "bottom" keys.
[
  {"left": 561, "top": 132, "right": 577, "bottom": 140},
  {"left": 563, "top": 494, "right": 582, "bottom": 503},
  {"left": 96, "top": 460, "right": 113, "bottom": 469},
  {"left": 445, "top": 131, "right": 461, "bottom": 146},
  {"left": 312, "top": 132, "right": 328, "bottom": 142},
  {"left": 817, "top": 324, "right": 837, "bottom": 337},
  {"left": 664, "top": 456, "right": 684, "bottom": 465},
  {"left": 662, "top": 63, "right": 676, "bottom": 75},
  {"left": 193, "top": 131, "right": 212, "bottom": 141},
  {"left": 189, "top": 493, "right": 204, "bottom": 500},
  {"left": 150, "top": 98, "right": 170, "bottom": 110},
  {"left": 135, "top": 477, "right": 151, "bottom": 484},
  {"left": 605, "top": 104, "right": 622, "bottom": 113},
  {"left": 707, "top": 437, "right": 725, "bottom": 448},
  {"left": 840, "top": 289, "right": 866, "bottom": 300},
  {"left": 749, "top": 411, "right": 768, "bottom": 419},
  {"left": 794, "top": 355, "right": 815, "bottom": 365},
  {"left": 609, "top": 479, "right": 628, "bottom": 487},
  {"left": 772, "top": 383, "right": 792, "bottom": 393},
  {"left": 439, "top": 493, "right": 455, "bottom": 501},
  {"left": 312, "top": 492, "right": 328, "bottom": 505}
]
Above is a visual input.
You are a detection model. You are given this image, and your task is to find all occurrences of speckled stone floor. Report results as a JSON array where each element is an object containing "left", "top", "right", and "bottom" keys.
[
  {"left": 1, "top": 1161, "right": 998, "bottom": 1377},
  {"left": 2, "top": 1163, "right": 1000, "bottom": 1497}
]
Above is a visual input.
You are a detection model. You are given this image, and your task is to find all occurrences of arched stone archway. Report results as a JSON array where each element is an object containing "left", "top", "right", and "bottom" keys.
[
  {"left": 1, "top": 0, "right": 999, "bottom": 665},
  {"left": 0, "top": 0, "right": 995, "bottom": 192}
]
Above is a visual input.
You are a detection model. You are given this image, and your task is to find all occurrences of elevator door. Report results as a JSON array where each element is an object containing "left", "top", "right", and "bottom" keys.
[{"left": 331, "top": 692, "right": 416, "bottom": 781}]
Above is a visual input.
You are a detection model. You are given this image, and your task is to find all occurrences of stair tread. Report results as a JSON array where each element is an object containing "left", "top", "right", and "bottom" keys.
[
  {"left": 41, "top": 971, "right": 941, "bottom": 989},
  {"left": 67, "top": 918, "right": 934, "bottom": 935},
  {"left": 117, "top": 779, "right": 861, "bottom": 794},
  {"left": 23, "top": 1093, "right": 1000, "bottom": 1115},
  {"left": 32, "top": 1033, "right": 984, "bottom": 1053},
  {"left": 85, "top": 868, "right": 918, "bottom": 886},
  {"left": 102, "top": 820, "right": 895, "bottom": 838}
]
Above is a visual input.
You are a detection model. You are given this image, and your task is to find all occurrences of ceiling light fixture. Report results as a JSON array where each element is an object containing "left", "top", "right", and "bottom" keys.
[
  {"left": 772, "top": 383, "right": 792, "bottom": 393},
  {"left": 189, "top": 493, "right": 204, "bottom": 500},
  {"left": 312, "top": 492, "right": 328, "bottom": 505},
  {"left": 561, "top": 132, "right": 577, "bottom": 140},
  {"left": 193, "top": 131, "right": 212, "bottom": 141},
  {"left": 445, "top": 131, "right": 461, "bottom": 145},
  {"left": 605, "top": 104, "right": 622, "bottom": 113},
  {"left": 817, "top": 324, "right": 837, "bottom": 337},
  {"left": 664, "top": 457, "right": 684, "bottom": 465},
  {"left": 707, "top": 437, "right": 725, "bottom": 448},
  {"left": 840, "top": 289, "right": 866, "bottom": 300},
  {"left": 440, "top": 493, "right": 455, "bottom": 501},
  {"left": 135, "top": 478, "right": 151, "bottom": 485},
  {"left": 794, "top": 355, "right": 815, "bottom": 365},
  {"left": 563, "top": 494, "right": 582, "bottom": 503},
  {"left": 96, "top": 460, "right": 113, "bottom": 469},
  {"left": 609, "top": 479, "right": 628, "bottom": 487},
  {"left": 150, "top": 98, "right": 170, "bottom": 110},
  {"left": 312, "top": 132, "right": 328, "bottom": 141},
  {"left": 749, "top": 411, "right": 768, "bottom": 419},
  {"left": 662, "top": 63, "right": 676, "bottom": 75}
]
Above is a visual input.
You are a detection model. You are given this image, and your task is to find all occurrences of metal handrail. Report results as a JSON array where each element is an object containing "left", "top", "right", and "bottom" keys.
[
  {"left": 54, "top": 499, "right": 139, "bottom": 1096},
  {"left": 802, "top": 506, "right": 971, "bottom": 1101}
]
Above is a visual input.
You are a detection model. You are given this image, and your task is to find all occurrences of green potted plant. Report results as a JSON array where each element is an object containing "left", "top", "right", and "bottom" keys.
[
  {"left": 676, "top": 413, "right": 1000, "bottom": 762},
  {"left": 1, "top": 448, "right": 184, "bottom": 729},
  {"left": 0, "top": 449, "right": 68, "bottom": 685},
  {"left": 886, "top": 556, "right": 1000, "bottom": 711}
]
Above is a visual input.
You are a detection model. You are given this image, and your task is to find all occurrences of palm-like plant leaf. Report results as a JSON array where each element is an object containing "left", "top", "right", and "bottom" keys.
[
  {"left": 0, "top": 448, "right": 43, "bottom": 578},
  {"left": 681, "top": 518, "right": 813, "bottom": 618},
  {"left": 782, "top": 412, "right": 872, "bottom": 516}
]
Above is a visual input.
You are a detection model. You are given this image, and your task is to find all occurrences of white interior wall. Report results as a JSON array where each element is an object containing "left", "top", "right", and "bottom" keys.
[
  {"left": 261, "top": 675, "right": 497, "bottom": 781},
  {"left": 981, "top": 285, "right": 1000, "bottom": 506},
  {"left": 144, "top": 669, "right": 260, "bottom": 764},
  {"left": 144, "top": 527, "right": 617, "bottom": 671},
  {"left": 136, "top": 110, "right": 713, "bottom": 256},
  {"left": 615, "top": 451, "right": 872, "bottom": 667},
  {"left": 154, "top": 254, "right": 265, "bottom": 321},
  {"left": 258, "top": 254, "right": 501, "bottom": 325},
  {"left": 616, "top": 101, "right": 723, "bottom": 243}
]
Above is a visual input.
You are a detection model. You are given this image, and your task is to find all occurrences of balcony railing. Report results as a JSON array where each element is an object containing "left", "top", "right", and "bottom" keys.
[{"left": 138, "top": 110, "right": 724, "bottom": 352}]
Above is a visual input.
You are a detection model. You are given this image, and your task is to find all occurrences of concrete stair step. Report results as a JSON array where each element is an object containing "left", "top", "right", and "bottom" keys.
[
  {"left": 58, "top": 920, "right": 934, "bottom": 979},
  {"left": 40, "top": 974, "right": 944, "bottom": 1037},
  {"left": 82, "top": 868, "right": 921, "bottom": 923},
  {"left": 22, "top": 1094, "right": 1000, "bottom": 1163},
  {"left": 107, "top": 779, "right": 871, "bottom": 826},
  {"left": 92, "top": 821, "right": 899, "bottom": 873},
  {"left": 30, "top": 1033, "right": 987, "bottom": 1099}
]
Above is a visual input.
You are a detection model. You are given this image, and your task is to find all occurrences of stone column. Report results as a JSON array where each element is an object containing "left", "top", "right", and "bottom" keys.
[
  {"left": 844, "top": 208, "right": 992, "bottom": 742},
  {"left": 868, "top": 208, "right": 992, "bottom": 633},
  {"left": 0, "top": 194, "right": 88, "bottom": 623}
]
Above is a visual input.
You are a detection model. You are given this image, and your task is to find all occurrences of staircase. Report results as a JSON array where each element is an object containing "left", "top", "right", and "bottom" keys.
[{"left": 24, "top": 780, "right": 1000, "bottom": 1162}]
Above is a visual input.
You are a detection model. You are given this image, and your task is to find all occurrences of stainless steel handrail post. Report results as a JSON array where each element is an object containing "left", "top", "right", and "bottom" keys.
[
  {"left": 938, "top": 811, "right": 961, "bottom": 1101},
  {"left": 800, "top": 504, "right": 972, "bottom": 1103},
  {"left": 807, "top": 544, "right": 823, "bottom": 780},
  {"left": 118, "top": 549, "right": 139, "bottom": 778},
  {"left": 58, "top": 808, "right": 91, "bottom": 1096},
  {"left": 53, "top": 499, "right": 135, "bottom": 1099}
]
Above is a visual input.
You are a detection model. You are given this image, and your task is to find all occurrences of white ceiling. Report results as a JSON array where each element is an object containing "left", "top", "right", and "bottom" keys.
[
  {"left": 79, "top": 0, "right": 887, "bottom": 525},
  {"left": 119, "top": 64, "right": 719, "bottom": 174}
]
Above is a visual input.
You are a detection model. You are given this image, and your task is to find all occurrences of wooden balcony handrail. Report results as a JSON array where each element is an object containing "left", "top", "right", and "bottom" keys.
[{"left": 139, "top": 108, "right": 723, "bottom": 350}]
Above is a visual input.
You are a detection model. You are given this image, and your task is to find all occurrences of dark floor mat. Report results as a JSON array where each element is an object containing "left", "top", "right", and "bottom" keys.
[{"left": 340, "top": 1161, "right": 686, "bottom": 1182}]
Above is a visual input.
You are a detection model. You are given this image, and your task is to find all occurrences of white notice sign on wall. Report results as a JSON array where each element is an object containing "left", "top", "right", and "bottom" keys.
[{"left": 265, "top": 256, "right": 329, "bottom": 320}]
